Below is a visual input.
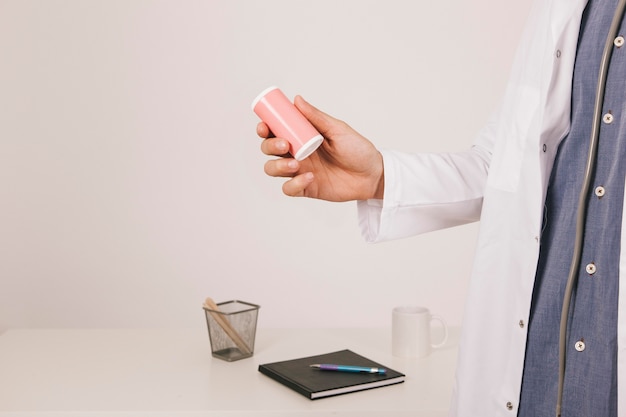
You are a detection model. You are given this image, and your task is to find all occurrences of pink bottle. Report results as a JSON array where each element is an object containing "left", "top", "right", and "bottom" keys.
[{"left": 252, "top": 86, "right": 324, "bottom": 161}]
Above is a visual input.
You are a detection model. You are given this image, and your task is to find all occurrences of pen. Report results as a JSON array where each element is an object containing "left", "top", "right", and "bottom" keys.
[{"left": 309, "top": 364, "right": 387, "bottom": 374}]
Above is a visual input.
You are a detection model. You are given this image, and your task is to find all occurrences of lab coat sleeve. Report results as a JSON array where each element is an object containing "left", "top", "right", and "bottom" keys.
[{"left": 358, "top": 120, "right": 495, "bottom": 243}]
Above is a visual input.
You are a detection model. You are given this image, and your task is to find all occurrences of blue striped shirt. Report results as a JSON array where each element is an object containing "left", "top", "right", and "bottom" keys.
[{"left": 518, "top": 0, "right": 626, "bottom": 415}]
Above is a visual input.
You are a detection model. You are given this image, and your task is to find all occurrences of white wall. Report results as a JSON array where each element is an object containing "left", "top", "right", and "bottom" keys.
[{"left": 0, "top": 0, "right": 531, "bottom": 331}]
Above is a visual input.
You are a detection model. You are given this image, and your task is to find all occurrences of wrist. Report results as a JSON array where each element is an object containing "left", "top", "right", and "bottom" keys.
[
  {"left": 371, "top": 152, "right": 385, "bottom": 200},
  {"left": 372, "top": 170, "right": 385, "bottom": 200}
]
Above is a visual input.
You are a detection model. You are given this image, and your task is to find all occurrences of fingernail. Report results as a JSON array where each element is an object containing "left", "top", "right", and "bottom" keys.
[{"left": 287, "top": 160, "right": 298, "bottom": 169}]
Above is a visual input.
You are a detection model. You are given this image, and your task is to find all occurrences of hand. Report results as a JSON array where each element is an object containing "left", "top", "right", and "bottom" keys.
[{"left": 258, "top": 96, "right": 384, "bottom": 202}]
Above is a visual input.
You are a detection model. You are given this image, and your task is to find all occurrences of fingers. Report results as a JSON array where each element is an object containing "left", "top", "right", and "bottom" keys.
[
  {"left": 256, "top": 122, "right": 272, "bottom": 139},
  {"left": 294, "top": 95, "right": 340, "bottom": 137},
  {"left": 282, "top": 172, "right": 315, "bottom": 197},
  {"left": 264, "top": 158, "right": 315, "bottom": 198},
  {"left": 257, "top": 96, "right": 322, "bottom": 198},
  {"left": 264, "top": 158, "right": 299, "bottom": 177},
  {"left": 260, "top": 137, "right": 290, "bottom": 157}
]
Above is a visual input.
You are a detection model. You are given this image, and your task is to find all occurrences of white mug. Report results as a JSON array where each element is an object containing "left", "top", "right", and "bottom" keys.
[{"left": 392, "top": 306, "right": 448, "bottom": 358}]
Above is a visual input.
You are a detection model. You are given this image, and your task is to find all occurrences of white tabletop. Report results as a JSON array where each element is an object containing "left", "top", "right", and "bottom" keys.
[{"left": 0, "top": 327, "right": 458, "bottom": 417}]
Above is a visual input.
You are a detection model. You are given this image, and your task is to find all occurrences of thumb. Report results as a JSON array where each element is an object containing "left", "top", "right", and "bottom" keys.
[{"left": 294, "top": 95, "right": 337, "bottom": 137}]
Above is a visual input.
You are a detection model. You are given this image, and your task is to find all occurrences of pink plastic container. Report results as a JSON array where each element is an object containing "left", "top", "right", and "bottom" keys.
[{"left": 252, "top": 86, "right": 324, "bottom": 161}]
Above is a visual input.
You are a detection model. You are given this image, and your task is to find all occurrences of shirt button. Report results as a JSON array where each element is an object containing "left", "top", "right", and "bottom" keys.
[
  {"left": 506, "top": 401, "right": 514, "bottom": 410},
  {"left": 603, "top": 112, "right": 614, "bottom": 124},
  {"left": 519, "top": 320, "right": 525, "bottom": 328},
  {"left": 542, "top": 144, "right": 547, "bottom": 152},
  {"left": 615, "top": 36, "right": 625, "bottom": 47},
  {"left": 595, "top": 186, "right": 606, "bottom": 198},
  {"left": 575, "top": 339, "right": 586, "bottom": 352},
  {"left": 586, "top": 263, "right": 597, "bottom": 275},
  {"left": 555, "top": 49, "right": 562, "bottom": 58}
]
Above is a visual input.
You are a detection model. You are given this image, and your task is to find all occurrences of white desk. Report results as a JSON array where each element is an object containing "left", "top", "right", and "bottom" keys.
[{"left": 0, "top": 327, "right": 458, "bottom": 417}]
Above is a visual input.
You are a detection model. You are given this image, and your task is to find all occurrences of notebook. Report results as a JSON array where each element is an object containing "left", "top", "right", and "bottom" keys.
[{"left": 258, "top": 349, "right": 405, "bottom": 400}]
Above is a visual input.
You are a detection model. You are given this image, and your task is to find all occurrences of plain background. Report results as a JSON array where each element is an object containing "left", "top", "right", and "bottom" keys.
[{"left": 0, "top": 0, "right": 532, "bottom": 332}]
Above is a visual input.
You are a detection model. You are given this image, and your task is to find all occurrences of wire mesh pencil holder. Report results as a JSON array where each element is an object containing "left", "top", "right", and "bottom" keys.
[{"left": 203, "top": 300, "right": 260, "bottom": 361}]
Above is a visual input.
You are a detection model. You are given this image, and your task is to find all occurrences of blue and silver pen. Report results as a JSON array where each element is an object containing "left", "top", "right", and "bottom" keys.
[{"left": 309, "top": 364, "right": 387, "bottom": 374}]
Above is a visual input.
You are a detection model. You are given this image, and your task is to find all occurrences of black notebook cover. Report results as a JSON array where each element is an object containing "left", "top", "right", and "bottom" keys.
[{"left": 258, "top": 349, "right": 405, "bottom": 400}]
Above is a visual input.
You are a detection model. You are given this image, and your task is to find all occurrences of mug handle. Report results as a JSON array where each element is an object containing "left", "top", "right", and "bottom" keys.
[{"left": 430, "top": 314, "right": 449, "bottom": 349}]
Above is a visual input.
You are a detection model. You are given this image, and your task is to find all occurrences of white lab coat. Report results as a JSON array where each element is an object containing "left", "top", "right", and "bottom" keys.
[{"left": 357, "top": 0, "right": 626, "bottom": 415}]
